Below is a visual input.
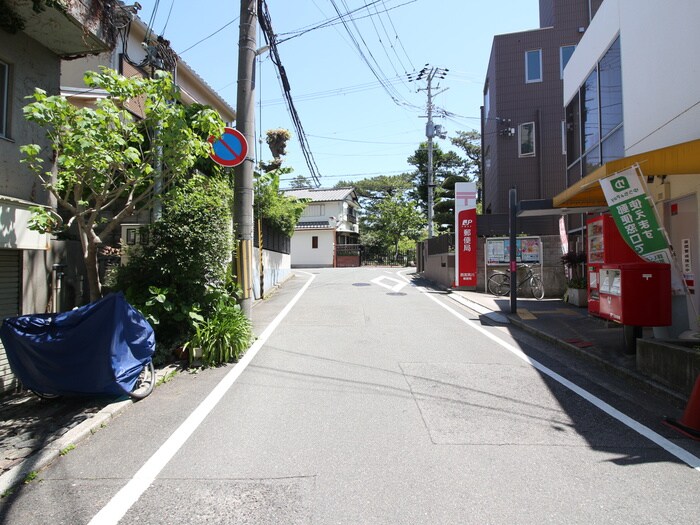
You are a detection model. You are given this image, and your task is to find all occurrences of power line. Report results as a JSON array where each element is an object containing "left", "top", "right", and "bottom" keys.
[
  {"left": 160, "top": 0, "right": 176, "bottom": 34},
  {"left": 178, "top": 17, "right": 239, "bottom": 55},
  {"left": 259, "top": 0, "right": 322, "bottom": 187}
]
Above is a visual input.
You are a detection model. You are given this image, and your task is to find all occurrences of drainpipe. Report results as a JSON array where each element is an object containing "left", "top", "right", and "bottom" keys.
[{"left": 52, "top": 263, "right": 66, "bottom": 313}]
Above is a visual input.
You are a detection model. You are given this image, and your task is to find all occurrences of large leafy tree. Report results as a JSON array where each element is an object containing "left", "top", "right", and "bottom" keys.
[
  {"left": 336, "top": 173, "right": 423, "bottom": 257},
  {"left": 21, "top": 67, "right": 224, "bottom": 301},
  {"left": 369, "top": 194, "right": 424, "bottom": 257}
]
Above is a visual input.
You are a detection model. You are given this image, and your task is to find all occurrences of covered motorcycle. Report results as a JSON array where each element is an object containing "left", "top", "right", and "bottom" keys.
[{"left": 0, "top": 292, "right": 155, "bottom": 398}]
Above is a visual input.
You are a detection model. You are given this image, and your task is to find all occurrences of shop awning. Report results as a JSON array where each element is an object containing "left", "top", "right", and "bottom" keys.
[{"left": 553, "top": 138, "right": 700, "bottom": 209}]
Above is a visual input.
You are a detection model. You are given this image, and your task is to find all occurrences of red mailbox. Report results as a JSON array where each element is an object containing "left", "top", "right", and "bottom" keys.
[
  {"left": 587, "top": 215, "right": 643, "bottom": 316},
  {"left": 598, "top": 262, "right": 671, "bottom": 326}
]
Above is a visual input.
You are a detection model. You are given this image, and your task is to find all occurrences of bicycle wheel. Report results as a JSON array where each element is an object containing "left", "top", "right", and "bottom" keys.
[
  {"left": 488, "top": 273, "right": 511, "bottom": 296},
  {"left": 31, "top": 390, "right": 61, "bottom": 400},
  {"left": 129, "top": 361, "right": 155, "bottom": 400},
  {"left": 530, "top": 276, "right": 545, "bottom": 300}
]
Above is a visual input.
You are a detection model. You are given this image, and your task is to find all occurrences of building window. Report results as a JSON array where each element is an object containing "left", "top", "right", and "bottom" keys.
[
  {"left": 599, "top": 37, "right": 622, "bottom": 138},
  {"left": 566, "top": 37, "right": 623, "bottom": 172},
  {"left": 302, "top": 204, "right": 325, "bottom": 218},
  {"left": 0, "top": 60, "right": 8, "bottom": 138},
  {"left": 582, "top": 68, "right": 600, "bottom": 153},
  {"left": 312, "top": 236, "right": 318, "bottom": 249},
  {"left": 561, "top": 120, "right": 567, "bottom": 155},
  {"left": 525, "top": 50, "right": 542, "bottom": 83},
  {"left": 560, "top": 45, "right": 576, "bottom": 79},
  {"left": 484, "top": 83, "right": 490, "bottom": 118},
  {"left": 518, "top": 122, "right": 536, "bottom": 157}
]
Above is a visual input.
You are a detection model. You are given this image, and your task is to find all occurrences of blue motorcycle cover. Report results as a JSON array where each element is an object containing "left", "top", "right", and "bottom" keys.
[{"left": 0, "top": 293, "right": 155, "bottom": 396}]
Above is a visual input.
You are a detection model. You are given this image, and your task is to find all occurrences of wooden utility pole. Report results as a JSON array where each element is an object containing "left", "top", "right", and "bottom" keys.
[{"left": 234, "top": 0, "right": 257, "bottom": 317}]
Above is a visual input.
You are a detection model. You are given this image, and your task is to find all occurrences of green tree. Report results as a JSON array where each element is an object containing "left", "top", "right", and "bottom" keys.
[
  {"left": 289, "top": 175, "right": 314, "bottom": 189},
  {"left": 337, "top": 174, "right": 424, "bottom": 258},
  {"left": 450, "top": 130, "right": 481, "bottom": 179},
  {"left": 21, "top": 67, "right": 224, "bottom": 301},
  {"left": 407, "top": 142, "right": 465, "bottom": 217},
  {"left": 368, "top": 194, "right": 424, "bottom": 257},
  {"left": 255, "top": 167, "right": 307, "bottom": 236}
]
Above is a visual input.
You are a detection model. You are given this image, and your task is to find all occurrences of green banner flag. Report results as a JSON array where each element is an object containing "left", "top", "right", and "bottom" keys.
[{"left": 599, "top": 167, "right": 672, "bottom": 264}]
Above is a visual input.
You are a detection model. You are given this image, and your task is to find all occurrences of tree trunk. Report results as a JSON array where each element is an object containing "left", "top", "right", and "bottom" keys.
[{"left": 79, "top": 224, "right": 102, "bottom": 302}]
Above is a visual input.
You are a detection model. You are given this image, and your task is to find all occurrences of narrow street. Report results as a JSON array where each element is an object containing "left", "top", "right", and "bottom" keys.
[{"left": 1, "top": 267, "right": 699, "bottom": 524}]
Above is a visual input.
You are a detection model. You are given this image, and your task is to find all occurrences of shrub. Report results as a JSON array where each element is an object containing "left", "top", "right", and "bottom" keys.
[{"left": 110, "top": 174, "right": 233, "bottom": 361}]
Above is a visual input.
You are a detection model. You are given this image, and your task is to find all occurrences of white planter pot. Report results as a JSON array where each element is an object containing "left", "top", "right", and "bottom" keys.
[{"left": 566, "top": 288, "right": 588, "bottom": 307}]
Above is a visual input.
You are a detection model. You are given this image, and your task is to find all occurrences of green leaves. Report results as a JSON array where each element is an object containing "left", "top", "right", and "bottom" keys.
[
  {"left": 21, "top": 67, "right": 227, "bottom": 300},
  {"left": 254, "top": 167, "right": 307, "bottom": 236},
  {"left": 26, "top": 206, "right": 61, "bottom": 233}
]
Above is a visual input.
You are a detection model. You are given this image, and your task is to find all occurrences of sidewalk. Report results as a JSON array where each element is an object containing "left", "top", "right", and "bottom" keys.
[
  {"left": 0, "top": 286, "right": 686, "bottom": 496},
  {"left": 445, "top": 288, "right": 686, "bottom": 403}
]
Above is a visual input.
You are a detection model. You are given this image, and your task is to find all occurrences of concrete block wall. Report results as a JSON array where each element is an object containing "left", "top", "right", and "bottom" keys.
[{"left": 424, "top": 235, "right": 568, "bottom": 297}]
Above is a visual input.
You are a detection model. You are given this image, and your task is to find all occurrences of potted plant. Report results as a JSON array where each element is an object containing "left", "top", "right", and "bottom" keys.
[{"left": 561, "top": 251, "right": 587, "bottom": 307}]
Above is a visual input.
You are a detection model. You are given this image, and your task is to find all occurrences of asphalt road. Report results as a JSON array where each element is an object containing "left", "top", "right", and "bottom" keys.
[{"left": 1, "top": 268, "right": 699, "bottom": 524}]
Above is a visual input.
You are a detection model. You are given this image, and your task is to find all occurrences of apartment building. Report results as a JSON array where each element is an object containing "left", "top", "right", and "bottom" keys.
[{"left": 481, "top": 0, "right": 604, "bottom": 223}]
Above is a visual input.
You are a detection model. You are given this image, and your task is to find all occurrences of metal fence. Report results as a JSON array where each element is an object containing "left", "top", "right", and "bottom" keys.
[{"left": 362, "top": 249, "right": 416, "bottom": 267}]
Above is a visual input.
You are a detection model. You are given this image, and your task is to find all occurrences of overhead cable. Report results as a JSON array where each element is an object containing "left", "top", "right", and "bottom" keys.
[{"left": 259, "top": 0, "right": 322, "bottom": 187}]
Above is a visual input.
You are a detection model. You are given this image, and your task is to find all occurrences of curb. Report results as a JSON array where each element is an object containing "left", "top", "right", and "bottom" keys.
[
  {"left": 0, "top": 365, "right": 178, "bottom": 496},
  {"left": 0, "top": 397, "right": 132, "bottom": 496},
  {"left": 444, "top": 292, "right": 687, "bottom": 406}
]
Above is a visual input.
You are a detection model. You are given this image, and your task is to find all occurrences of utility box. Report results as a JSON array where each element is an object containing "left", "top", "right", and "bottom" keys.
[{"left": 598, "top": 263, "right": 672, "bottom": 326}]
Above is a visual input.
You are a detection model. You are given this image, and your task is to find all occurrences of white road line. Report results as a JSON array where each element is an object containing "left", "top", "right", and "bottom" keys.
[
  {"left": 397, "top": 270, "right": 700, "bottom": 472},
  {"left": 89, "top": 273, "right": 316, "bottom": 525},
  {"left": 371, "top": 275, "right": 407, "bottom": 292}
]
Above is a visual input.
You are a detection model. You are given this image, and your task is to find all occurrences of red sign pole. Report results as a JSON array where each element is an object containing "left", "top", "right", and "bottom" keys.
[{"left": 455, "top": 182, "right": 478, "bottom": 287}]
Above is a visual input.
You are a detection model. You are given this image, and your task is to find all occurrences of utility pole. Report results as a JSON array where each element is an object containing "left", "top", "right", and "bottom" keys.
[
  {"left": 234, "top": 0, "right": 257, "bottom": 318},
  {"left": 409, "top": 65, "right": 448, "bottom": 238}
]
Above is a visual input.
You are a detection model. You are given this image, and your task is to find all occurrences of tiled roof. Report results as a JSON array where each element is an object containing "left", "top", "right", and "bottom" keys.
[
  {"left": 296, "top": 221, "right": 333, "bottom": 229},
  {"left": 284, "top": 187, "right": 355, "bottom": 202}
]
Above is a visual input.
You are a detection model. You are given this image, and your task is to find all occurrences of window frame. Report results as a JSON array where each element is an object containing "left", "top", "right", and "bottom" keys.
[
  {"left": 518, "top": 121, "right": 536, "bottom": 157},
  {"left": 312, "top": 236, "right": 319, "bottom": 249},
  {"left": 525, "top": 49, "right": 543, "bottom": 83},
  {"left": 560, "top": 45, "right": 576, "bottom": 79},
  {"left": 0, "top": 60, "right": 9, "bottom": 139}
]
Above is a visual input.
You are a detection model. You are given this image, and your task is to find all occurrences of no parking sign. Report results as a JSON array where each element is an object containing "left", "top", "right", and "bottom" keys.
[{"left": 208, "top": 127, "right": 248, "bottom": 167}]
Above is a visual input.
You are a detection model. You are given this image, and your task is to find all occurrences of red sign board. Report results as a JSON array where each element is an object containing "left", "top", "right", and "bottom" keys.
[
  {"left": 208, "top": 127, "right": 248, "bottom": 167},
  {"left": 455, "top": 182, "right": 477, "bottom": 287}
]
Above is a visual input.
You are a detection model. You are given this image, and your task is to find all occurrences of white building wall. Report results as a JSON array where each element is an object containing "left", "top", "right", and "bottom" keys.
[
  {"left": 252, "top": 247, "right": 292, "bottom": 299},
  {"left": 291, "top": 230, "right": 335, "bottom": 267},
  {"left": 564, "top": 0, "right": 700, "bottom": 155}
]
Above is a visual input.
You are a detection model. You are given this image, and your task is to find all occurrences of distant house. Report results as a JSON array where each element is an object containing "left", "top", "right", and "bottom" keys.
[
  {"left": 0, "top": 0, "right": 113, "bottom": 393},
  {"left": 283, "top": 187, "right": 360, "bottom": 268}
]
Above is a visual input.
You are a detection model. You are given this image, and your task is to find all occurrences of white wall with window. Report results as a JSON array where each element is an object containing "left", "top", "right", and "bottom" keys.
[
  {"left": 564, "top": 0, "right": 700, "bottom": 157},
  {"left": 290, "top": 229, "right": 335, "bottom": 268}
]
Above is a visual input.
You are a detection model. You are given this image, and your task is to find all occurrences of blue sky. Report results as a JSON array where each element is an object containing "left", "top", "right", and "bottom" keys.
[{"left": 130, "top": 1, "right": 540, "bottom": 187}]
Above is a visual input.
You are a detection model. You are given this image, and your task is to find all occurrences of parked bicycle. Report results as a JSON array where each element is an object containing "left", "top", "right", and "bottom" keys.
[{"left": 487, "top": 263, "right": 545, "bottom": 300}]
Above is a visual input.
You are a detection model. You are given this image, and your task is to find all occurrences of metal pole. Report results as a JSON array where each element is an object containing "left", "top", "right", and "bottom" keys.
[
  {"left": 234, "top": 0, "right": 257, "bottom": 318},
  {"left": 509, "top": 187, "right": 517, "bottom": 314},
  {"left": 426, "top": 73, "right": 434, "bottom": 239}
]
